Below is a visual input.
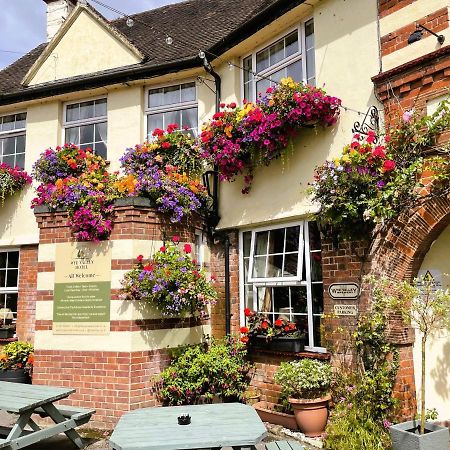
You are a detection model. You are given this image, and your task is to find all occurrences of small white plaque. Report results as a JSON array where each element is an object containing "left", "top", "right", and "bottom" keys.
[
  {"left": 334, "top": 304, "right": 358, "bottom": 316},
  {"left": 329, "top": 283, "right": 359, "bottom": 299}
]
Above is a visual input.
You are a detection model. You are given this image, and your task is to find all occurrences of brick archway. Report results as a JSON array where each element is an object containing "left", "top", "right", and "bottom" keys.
[{"left": 370, "top": 196, "right": 450, "bottom": 282}]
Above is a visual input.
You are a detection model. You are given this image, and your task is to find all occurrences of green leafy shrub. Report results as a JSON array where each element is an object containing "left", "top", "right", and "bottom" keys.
[
  {"left": 0, "top": 341, "right": 34, "bottom": 373},
  {"left": 274, "top": 359, "right": 332, "bottom": 400},
  {"left": 155, "top": 337, "right": 252, "bottom": 405}
]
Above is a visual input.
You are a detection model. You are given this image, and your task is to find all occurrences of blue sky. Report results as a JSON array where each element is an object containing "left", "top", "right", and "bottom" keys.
[{"left": 0, "top": 0, "right": 182, "bottom": 69}]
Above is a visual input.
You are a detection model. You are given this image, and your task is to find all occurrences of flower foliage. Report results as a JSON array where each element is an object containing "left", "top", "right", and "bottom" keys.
[
  {"left": 120, "top": 127, "right": 208, "bottom": 222},
  {"left": 240, "top": 308, "right": 304, "bottom": 344},
  {"left": 201, "top": 77, "right": 341, "bottom": 193},
  {"left": 121, "top": 237, "right": 217, "bottom": 317},
  {"left": 0, "top": 163, "right": 32, "bottom": 205},
  {"left": 0, "top": 341, "right": 34, "bottom": 374},
  {"left": 154, "top": 337, "right": 252, "bottom": 406},
  {"left": 310, "top": 99, "right": 450, "bottom": 239},
  {"left": 31, "top": 144, "right": 136, "bottom": 241}
]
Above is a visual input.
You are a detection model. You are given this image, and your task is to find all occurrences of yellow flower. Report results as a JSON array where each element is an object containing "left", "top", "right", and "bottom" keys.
[
  {"left": 334, "top": 159, "right": 341, "bottom": 166},
  {"left": 268, "top": 99, "right": 275, "bottom": 107},
  {"left": 236, "top": 102, "right": 255, "bottom": 121},
  {"left": 280, "top": 76, "right": 296, "bottom": 88},
  {"left": 225, "top": 124, "right": 233, "bottom": 138},
  {"left": 341, "top": 154, "right": 351, "bottom": 163}
]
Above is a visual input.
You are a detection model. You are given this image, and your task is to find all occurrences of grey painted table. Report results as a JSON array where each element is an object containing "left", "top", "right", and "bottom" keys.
[
  {"left": 109, "top": 403, "right": 268, "bottom": 450},
  {"left": 0, "top": 381, "right": 95, "bottom": 449}
]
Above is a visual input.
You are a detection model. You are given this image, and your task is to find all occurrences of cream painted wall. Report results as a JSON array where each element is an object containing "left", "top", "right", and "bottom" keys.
[
  {"left": 217, "top": 0, "right": 380, "bottom": 229},
  {"left": 380, "top": 1, "right": 449, "bottom": 71},
  {"left": 29, "top": 9, "right": 141, "bottom": 86},
  {"left": 415, "top": 226, "right": 450, "bottom": 420}
]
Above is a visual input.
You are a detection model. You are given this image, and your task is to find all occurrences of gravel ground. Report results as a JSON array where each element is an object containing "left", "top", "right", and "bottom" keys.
[{"left": 0, "top": 411, "right": 320, "bottom": 449}]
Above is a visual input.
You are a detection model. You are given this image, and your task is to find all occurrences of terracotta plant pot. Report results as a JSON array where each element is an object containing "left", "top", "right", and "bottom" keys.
[
  {"left": 289, "top": 395, "right": 331, "bottom": 436},
  {"left": 253, "top": 401, "right": 298, "bottom": 430}
]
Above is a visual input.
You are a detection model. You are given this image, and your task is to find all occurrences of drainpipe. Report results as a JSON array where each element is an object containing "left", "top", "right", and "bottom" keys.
[{"left": 203, "top": 58, "right": 231, "bottom": 336}]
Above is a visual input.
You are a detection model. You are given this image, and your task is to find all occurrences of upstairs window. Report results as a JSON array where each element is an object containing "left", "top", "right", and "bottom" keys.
[
  {"left": 0, "top": 113, "right": 26, "bottom": 169},
  {"left": 240, "top": 221, "right": 324, "bottom": 351},
  {"left": 242, "top": 19, "right": 315, "bottom": 102},
  {"left": 64, "top": 98, "right": 107, "bottom": 159},
  {"left": 0, "top": 250, "right": 19, "bottom": 328},
  {"left": 146, "top": 82, "right": 198, "bottom": 137}
]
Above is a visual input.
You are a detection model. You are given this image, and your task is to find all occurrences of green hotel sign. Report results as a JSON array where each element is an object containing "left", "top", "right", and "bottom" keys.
[{"left": 53, "top": 242, "right": 111, "bottom": 335}]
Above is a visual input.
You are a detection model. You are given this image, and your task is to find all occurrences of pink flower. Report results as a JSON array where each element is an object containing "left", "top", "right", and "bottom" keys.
[
  {"left": 183, "top": 244, "right": 192, "bottom": 253},
  {"left": 383, "top": 160, "right": 396, "bottom": 172},
  {"left": 136, "top": 255, "right": 143, "bottom": 262},
  {"left": 160, "top": 246, "right": 166, "bottom": 253},
  {"left": 372, "top": 145, "right": 386, "bottom": 158},
  {"left": 402, "top": 110, "right": 414, "bottom": 123},
  {"left": 172, "top": 235, "right": 180, "bottom": 243}
]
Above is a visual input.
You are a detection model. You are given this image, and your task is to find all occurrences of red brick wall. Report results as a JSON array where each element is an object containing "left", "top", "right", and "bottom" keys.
[
  {"left": 378, "top": 0, "right": 418, "bottom": 18},
  {"left": 16, "top": 245, "right": 38, "bottom": 343},
  {"left": 381, "top": 8, "right": 449, "bottom": 57}
]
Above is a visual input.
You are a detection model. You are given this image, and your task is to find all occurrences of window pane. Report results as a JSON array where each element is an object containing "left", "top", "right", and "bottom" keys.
[
  {"left": 310, "top": 252, "right": 322, "bottom": 281},
  {"left": 269, "top": 228, "right": 285, "bottom": 254},
  {"left": 95, "top": 99, "right": 107, "bottom": 117},
  {"left": 269, "top": 40, "right": 284, "bottom": 67},
  {"left": 270, "top": 67, "right": 285, "bottom": 84},
  {"left": 3, "top": 137, "right": 15, "bottom": 155},
  {"left": 308, "top": 222, "right": 321, "bottom": 251},
  {"left": 16, "top": 135, "right": 25, "bottom": 154},
  {"left": 163, "top": 85, "right": 180, "bottom": 105},
  {"left": 66, "top": 127, "right": 79, "bottom": 145},
  {"left": 6, "top": 269, "right": 18, "bottom": 288},
  {"left": 0, "top": 253, "right": 6, "bottom": 269},
  {"left": 291, "top": 286, "right": 307, "bottom": 314},
  {"left": 305, "top": 19, "right": 314, "bottom": 40},
  {"left": 285, "top": 31, "right": 299, "bottom": 57},
  {"left": 283, "top": 252, "right": 298, "bottom": 277},
  {"left": 149, "top": 88, "right": 164, "bottom": 108},
  {"left": 80, "top": 124, "right": 94, "bottom": 144},
  {"left": 244, "top": 286, "right": 253, "bottom": 311},
  {"left": 256, "top": 78, "right": 270, "bottom": 98},
  {"left": 148, "top": 113, "right": 164, "bottom": 134},
  {"left": 94, "top": 122, "right": 107, "bottom": 143},
  {"left": 252, "top": 256, "right": 266, "bottom": 278},
  {"left": 164, "top": 110, "right": 181, "bottom": 127},
  {"left": 243, "top": 56, "right": 252, "bottom": 84},
  {"left": 2, "top": 155, "right": 15, "bottom": 167},
  {"left": 267, "top": 254, "right": 283, "bottom": 278},
  {"left": 66, "top": 104, "right": 79, "bottom": 122},
  {"left": 256, "top": 48, "right": 269, "bottom": 73},
  {"left": 15, "top": 154, "right": 24, "bottom": 170},
  {"left": 5, "top": 293, "right": 17, "bottom": 313},
  {"left": 181, "top": 83, "right": 196, "bottom": 102},
  {"left": 306, "top": 49, "right": 315, "bottom": 85},
  {"left": 8, "top": 252, "right": 19, "bottom": 269},
  {"left": 15, "top": 113, "right": 26, "bottom": 129},
  {"left": 2, "top": 115, "right": 14, "bottom": 132},
  {"left": 95, "top": 142, "right": 107, "bottom": 160},
  {"left": 286, "top": 60, "right": 303, "bottom": 83},
  {"left": 243, "top": 232, "right": 251, "bottom": 257},
  {"left": 79, "top": 101, "right": 95, "bottom": 120},
  {"left": 181, "top": 108, "right": 198, "bottom": 130},
  {"left": 312, "top": 283, "right": 324, "bottom": 314},
  {"left": 273, "top": 286, "right": 290, "bottom": 312},
  {"left": 313, "top": 315, "right": 322, "bottom": 347},
  {"left": 254, "top": 231, "right": 268, "bottom": 255},
  {"left": 0, "top": 270, "right": 5, "bottom": 287},
  {"left": 285, "top": 226, "right": 300, "bottom": 252},
  {"left": 257, "top": 286, "right": 271, "bottom": 312}
]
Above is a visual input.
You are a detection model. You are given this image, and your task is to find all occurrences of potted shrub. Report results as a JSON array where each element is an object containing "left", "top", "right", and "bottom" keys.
[
  {"left": 253, "top": 400, "right": 299, "bottom": 430},
  {"left": 385, "top": 277, "right": 450, "bottom": 449},
  {"left": 0, "top": 341, "right": 34, "bottom": 383},
  {"left": 240, "top": 309, "right": 306, "bottom": 353},
  {"left": 274, "top": 359, "right": 332, "bottom": 436}
]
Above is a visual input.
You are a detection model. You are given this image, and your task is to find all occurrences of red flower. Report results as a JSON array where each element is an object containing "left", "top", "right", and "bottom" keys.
[
  {"left": 228, "top": 102, "right": 237, "bottom": 109},
  {"left": 152, "top": 128, "right": 164, "bottom": 137},
  {"left": 220, "top": 102, "right": 226, "bottom": 108},
  {"left": 266, "top": 87, "right": 274, "bottom": 94},
  {"left": 172, "top": 235, "right": 180, "bottom": 243},
  {"left": 213, "top": 112, "right": 225, "bottom": 120},
  {"left": 289, "top": 323, "right": 296, "bottom": 330},
  {"left": 136, "top": 255, "right": 144, "bottom": 262},
  {"left": 167, "top": 123, "right": 179, "bottom": 133},
  {"left": 366, "top": 131, "right": 377, "bottom": 144},
  {"left": 284, "top": 326, "right": 290, "bottom": 332},
  {"left": 184, "top": 244, "right": 192, "bottom": 253},
  {"left": 161, "top": 142, "right": 171, "bottom": 149},
  {"left": 350, "top": 141, "right": 360, "bottom": 150},
  {"left": 240, "top": 336, "right": 249, "bottom": 344},
  {"left": 244, "top": 308, "right": 253, "bottom": 317},
  {"left": 261, "top": 321, "right": 269, "bottom": 329},
  {"left": 240, "top": 326, "right": 249, "bottom": 333},
  {"left": 383, "top": 160, "right": 396, "bottom": 172},
  {"left": 372, "top": 145, "right": 386, "bottom": 159},
  {"left": 160, "top": 246, "right": 166, "bottom": 253},
  {"left": 274, "top": 319, "right": 283, "bottom": 327},
  {"left": 143, "top": 264, "right": 153, "bottom": 272}
]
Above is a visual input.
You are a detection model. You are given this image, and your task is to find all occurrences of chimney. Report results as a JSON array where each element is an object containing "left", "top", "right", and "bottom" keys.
[{"left": 43, "top": 0, "right": 77, "bottom": 42}]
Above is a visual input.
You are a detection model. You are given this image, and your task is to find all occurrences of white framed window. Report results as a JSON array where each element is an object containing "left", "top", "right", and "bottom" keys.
[
  {"left": 145, "top": 82, "right": 198, "bottom": 138},
  {"left": 64, "top": 98, "right": 107, "bottom": 159},
  {"left": 0, "top": 250, "right": 19, "bottom": 327},
  {"left": 242, "top": 18, "right": 315, "bottom": 102},
  {"left": 240, "top": 221, "right": 324, "bottom": 351},
  {"left": 0, "top": 113, "right": 26, "bottom": 169}
]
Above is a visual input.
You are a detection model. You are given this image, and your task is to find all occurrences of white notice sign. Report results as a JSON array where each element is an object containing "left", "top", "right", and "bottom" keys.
[
  {"left": 329, "top": 283, "right": 359, "bottom": 299},
  {"left": 334, "top": 304, "right": 358, "bottom": 316}
]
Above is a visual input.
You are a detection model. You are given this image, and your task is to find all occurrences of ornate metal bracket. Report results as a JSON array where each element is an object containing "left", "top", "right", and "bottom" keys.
[{"left": 352, "top": 106, "right": 380, "bottom": 143}]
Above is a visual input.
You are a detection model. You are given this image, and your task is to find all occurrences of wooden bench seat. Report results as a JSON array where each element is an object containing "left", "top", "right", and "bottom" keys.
[
  {"left": 265, "top": 440, "right": 305, "bottom": 450},
  {"left": 35, "top": 405, "right": 95, "bottom": 424}
]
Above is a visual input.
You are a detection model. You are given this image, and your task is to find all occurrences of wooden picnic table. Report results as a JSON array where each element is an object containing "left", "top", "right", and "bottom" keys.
[
  {"left": 109, "top": 403, "right": 267, "bottom": 450},
  {"left": 0, "top": 381, "right": 95, "bottom": 449}
]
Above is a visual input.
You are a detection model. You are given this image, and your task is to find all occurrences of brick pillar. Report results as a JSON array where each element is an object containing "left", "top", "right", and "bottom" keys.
[
  {"left": 16, "top": 245, "right": 38, "bottom": 343},
  {"left": 32, "top": 200, "right": 210, "bottom": 428}
]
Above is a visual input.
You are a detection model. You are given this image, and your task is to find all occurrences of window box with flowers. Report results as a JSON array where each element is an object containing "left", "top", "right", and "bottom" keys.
[
  {"left": 0, "top": 341, "right": 34, "bottom": 384},
  {"left": 0, "top": 163, "right": 31, "bottom": 205}
]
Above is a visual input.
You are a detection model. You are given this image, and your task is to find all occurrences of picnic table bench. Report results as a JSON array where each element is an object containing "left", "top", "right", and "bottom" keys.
[{"left": 0, "top": 381, "right": 95, "bottom": 449}]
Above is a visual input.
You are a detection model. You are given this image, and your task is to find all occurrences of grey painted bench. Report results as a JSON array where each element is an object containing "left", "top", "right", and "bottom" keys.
[
  {"left": 0, "top": 381, "right": 95, "bottom": 449},
  {"left": 265, "top": 441, "right": 305, "bottom": 450}
]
